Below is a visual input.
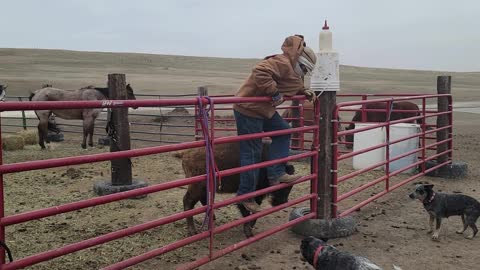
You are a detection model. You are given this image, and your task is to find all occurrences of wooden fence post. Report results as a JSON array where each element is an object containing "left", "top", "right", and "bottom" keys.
[
  {"left": 291, "top": 90, "right": 356, "bottom": 238},
  {"left": 436, "top": 76, "right": 451, "bottom": 172},
  {"left": 317, "top": 91, "right": 336, "bottom": 219},
  {"left": 197, "top": 86, "right": 208, "bottom": 97},
  {"left": 108, "top": 74, "right": 133, "bottom": 186},
  {"left": 94, "top": 74, "right": 148, "bottom": 197}
]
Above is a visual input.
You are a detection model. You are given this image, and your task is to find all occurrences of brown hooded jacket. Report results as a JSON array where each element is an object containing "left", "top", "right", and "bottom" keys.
[{"left": 233, "top": 35, "right": 307, "bottom": 119}]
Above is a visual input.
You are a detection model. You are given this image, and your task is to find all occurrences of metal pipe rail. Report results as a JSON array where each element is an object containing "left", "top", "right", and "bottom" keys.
[
  {"left": 331, "top": 94, "right": 453, "bottom": 218},
  {"left": 0, "top": 95, "right": 319, "bottom": 270}
]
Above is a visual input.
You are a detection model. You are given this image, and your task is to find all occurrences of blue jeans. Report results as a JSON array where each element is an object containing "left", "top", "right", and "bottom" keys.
[{"left": 234, "top": 110, "right": 291, "bottom": 197}]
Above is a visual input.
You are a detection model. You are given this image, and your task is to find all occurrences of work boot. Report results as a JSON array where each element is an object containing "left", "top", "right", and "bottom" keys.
[
  {"left": 276, "top": 173, "right": 302, "bottom": 184},
  {"left": 240, "top": 201, "right": 261, "bottom": 213}
]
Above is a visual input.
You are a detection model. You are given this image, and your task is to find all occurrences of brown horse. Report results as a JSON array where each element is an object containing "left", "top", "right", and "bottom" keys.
[
  {"left": 344, "top": 101, "right": 423, "bottom": 149},
  {"left": 282, "top": 100, "right": 344, "bottom": 140},
  {"left": 29, "top": 84, "right": 136, "bottom": 149}
]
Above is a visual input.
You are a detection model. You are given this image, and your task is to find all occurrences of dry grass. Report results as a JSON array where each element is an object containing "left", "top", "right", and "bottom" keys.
[
  {"left": 2, "top": 142, "right": 310, "bottom": 269},
  {"left": 1, "top": 48, "right": 479, "bottom": 269},
  {"left": 1, "top": 139, "right": 440, "bottom": 269},
  {"left": 17, "top": 129, "right": 38, "bottom": 145},
  {"left": 4, "top": 143, "right": 189, "bottom": 269},
  {"left": 2, "top": 134, "right": 24, "bottom": 150},
  {"left": 1, "top": 48, "right": 479, "bottom": 101}
]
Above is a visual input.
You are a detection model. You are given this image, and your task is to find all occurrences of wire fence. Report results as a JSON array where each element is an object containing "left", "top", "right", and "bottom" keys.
[{"left": 2, "top": 94, "right": 200, "bottom": 144}]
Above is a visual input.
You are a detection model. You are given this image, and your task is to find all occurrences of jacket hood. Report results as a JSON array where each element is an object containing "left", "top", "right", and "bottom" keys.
[{"left": 280, "top": 35, "right": 306, "bottom": 66}]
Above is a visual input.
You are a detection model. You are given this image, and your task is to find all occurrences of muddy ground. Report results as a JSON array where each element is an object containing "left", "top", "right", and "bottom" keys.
[{"left": 1, "top": 109, "right": 479, "bottom": 270}]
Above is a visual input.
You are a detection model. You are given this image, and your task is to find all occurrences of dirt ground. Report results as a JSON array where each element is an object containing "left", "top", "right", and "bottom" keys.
[
  {"left": 1, "top": 107, "right": 478, "bottom": 270},
  {"left": 192, "top": 111, "right": 480, "bottom": 270}
]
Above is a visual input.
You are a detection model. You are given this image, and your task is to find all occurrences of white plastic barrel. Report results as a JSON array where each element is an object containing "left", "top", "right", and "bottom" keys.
[
  {"left": 352, "top": 123, "right": 385, "bottom": 171},
  {"left": 388, "top": 123, "right": 420, "bottom": 174},
  {"left": 352, "top": 123, "right": 420, "bottom": 174}
]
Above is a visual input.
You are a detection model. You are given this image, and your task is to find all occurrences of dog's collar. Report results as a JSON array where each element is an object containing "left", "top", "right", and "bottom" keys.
[
  {"left": 423, "top": 192, "right": 436, "bottom": 205},
  {"left": 313, "top": 245, "right": 325, "bottom": 268}
]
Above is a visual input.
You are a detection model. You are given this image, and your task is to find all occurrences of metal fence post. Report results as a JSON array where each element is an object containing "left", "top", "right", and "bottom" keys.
[
  {"left": 195, "top": 86, "right": 208, "bottom": 140},
  {"left": 18, "top": 97, "right": 27, "bottom": 130},
  {"left": 0, "top": 119, "right": 5, "bottom": 264},
  {"left": 290, "top": 99, "right": 301, "bottom": 148}
]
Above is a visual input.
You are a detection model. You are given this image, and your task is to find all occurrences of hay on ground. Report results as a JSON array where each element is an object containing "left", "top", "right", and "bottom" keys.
[
  {"left": 2, "top": 135, "right": 25, "bottom": 151},
  {"left": 18, "top": 129, "right": 38, "bottom": 145}
]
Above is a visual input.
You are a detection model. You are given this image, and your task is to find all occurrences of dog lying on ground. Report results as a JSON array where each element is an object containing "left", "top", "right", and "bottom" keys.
[
  {"left": 301, "top": 236, "right": 402, "bottom": 270},
  {"left": 409, "top": 184, "right": 480, "bottom": 241}
]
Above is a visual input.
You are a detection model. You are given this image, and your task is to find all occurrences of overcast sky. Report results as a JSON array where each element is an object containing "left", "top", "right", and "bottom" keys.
[{"left": 1, "top": 0, "right": 478, "bottom": 71}]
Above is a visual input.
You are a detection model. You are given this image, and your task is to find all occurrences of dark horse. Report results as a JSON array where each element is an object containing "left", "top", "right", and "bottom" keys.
[
  {"left": 29, "top": 84, "right": 136, "bottom": 149},
  {"left": 0, "top": 83, "right": 7, "bottom": 101},
  {"left": 345, "top": 101, "right": 423, "bottom": 149}
]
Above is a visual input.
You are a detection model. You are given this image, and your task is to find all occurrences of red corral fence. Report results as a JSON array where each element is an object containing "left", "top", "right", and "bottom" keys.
[
  {"left": 0, "top": 95, "right": 320, "bottom": 269},
  {"left": 0, "top": 84, "right": 453, "bottom": 269},
  {"left": 332, "top": 94, "right": 453, "bottom": 217}
]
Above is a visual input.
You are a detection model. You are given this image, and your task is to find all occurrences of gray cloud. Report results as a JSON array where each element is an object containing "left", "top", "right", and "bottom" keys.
[{"left": 1, "top": 0, "right": 478, "bottom": 71}]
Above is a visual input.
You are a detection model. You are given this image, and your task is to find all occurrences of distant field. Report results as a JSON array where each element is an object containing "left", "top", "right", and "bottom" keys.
[
  {"left": 0, "top": 48, "right": 479, "bottom": 101},
  {"left": 1, "top": 48, "right": 480, "bottom": 270}
]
